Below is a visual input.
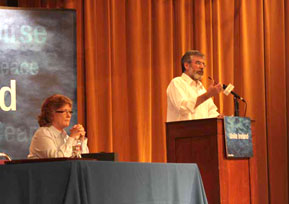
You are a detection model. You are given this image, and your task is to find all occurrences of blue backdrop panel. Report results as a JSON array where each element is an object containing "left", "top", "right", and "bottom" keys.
[{"left": 0, "top": 8, "right": 77, "bottom": 159}]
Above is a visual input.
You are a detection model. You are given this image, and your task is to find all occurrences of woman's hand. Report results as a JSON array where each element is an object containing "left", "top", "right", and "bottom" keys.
[{"left": 69, "top": 124, "right": 86, "bottom": 140}]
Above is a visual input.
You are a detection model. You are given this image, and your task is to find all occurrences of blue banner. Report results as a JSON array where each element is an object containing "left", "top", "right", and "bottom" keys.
[
  {"left": 0, "top": 8, "right": 77, "bottom": 159},
  {"left": 224, "top": 116, "right": 253, "bottom": 158}
]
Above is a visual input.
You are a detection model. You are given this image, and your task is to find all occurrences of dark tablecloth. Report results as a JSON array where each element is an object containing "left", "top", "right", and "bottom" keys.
[{"left": 0, "top": 160, "right": 207, "bottom": 204}]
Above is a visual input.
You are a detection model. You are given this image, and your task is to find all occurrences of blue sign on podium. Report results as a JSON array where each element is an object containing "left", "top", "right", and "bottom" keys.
[{"left": 224, "top": 116, "right": 253, "bottom": 158}]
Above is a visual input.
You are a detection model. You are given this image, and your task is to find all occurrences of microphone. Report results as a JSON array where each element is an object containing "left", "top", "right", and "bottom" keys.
[
  {"left": 208, "top": 76, "right": 246, "bottom": 102},
  {"left": 222, "top": 84, "right": 246, "bottom": 102}
]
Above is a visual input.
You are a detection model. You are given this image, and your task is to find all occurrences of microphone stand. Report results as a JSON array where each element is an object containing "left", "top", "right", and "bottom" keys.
[{"left": 234, "top": 96, "right": 239, "bottom": 116}]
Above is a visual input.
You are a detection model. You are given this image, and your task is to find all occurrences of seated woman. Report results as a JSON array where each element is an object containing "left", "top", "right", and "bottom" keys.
[{"left": 28, "top": 94, "right": 89, "bottom": 158}]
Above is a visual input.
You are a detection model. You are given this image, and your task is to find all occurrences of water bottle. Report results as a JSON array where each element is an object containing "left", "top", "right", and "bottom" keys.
[{"left": 72, "top": 139, "right": 82, "bottom": 158}]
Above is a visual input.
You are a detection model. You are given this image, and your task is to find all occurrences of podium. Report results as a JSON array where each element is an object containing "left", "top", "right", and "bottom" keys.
[{"left": 166, "top": 118, "right": 256, "bottom": 204}]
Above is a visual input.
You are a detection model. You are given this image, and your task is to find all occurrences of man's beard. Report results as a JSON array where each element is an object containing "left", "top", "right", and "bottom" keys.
[{"left": 192, "top": 71, "right": 203, "bottom": 81}]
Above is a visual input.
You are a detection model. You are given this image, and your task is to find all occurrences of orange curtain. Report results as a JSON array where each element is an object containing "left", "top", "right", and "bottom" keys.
[
  {"left": 13, "top": 0, "right": 289, "bottom": 203},
  {"left": 264, "top": 0, "right": 289, "bottom": 203}
]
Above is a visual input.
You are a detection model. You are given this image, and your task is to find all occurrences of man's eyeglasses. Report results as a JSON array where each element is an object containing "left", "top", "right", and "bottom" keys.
[
  {"left": 187, "top": 60, "right": 206, "bottom": 67},
  {"left": 55, "top": 110, "right": 73, "bottom": 114},
  {"left": 194, "top": 60, "right": 206, "bottom": 67}
]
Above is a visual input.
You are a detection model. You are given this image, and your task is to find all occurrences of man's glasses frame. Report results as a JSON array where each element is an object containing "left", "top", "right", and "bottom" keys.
[{"left": 187, "top": 60, "right": 206, "bottom": 67}]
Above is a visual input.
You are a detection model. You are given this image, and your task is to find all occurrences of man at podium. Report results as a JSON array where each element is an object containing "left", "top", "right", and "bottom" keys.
[{"left": 167, "top": 50, "right": 222, "bottom": 122}]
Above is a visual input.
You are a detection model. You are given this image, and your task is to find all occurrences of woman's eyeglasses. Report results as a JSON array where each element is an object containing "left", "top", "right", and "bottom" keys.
[{"left": 55, "top": 110, "right": 73, "bottom": 114}]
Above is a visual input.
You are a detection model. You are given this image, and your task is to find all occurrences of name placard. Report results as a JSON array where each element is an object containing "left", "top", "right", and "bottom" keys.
[{"left": 224, "top": 116, "right": 253, "bottom": 158}]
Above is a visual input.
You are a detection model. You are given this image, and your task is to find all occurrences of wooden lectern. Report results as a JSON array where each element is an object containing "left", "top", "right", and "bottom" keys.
[{"left": 166, "top": 118, "right": 256, "bottom": 204}]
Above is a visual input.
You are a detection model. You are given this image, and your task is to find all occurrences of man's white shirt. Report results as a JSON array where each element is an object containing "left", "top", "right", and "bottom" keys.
[{"left": 167, "top": 73, "right": 219, "bottom": 122}]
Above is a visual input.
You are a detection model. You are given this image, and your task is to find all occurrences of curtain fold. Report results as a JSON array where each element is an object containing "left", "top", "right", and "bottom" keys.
[
  {"left": 14, "top": 0, "right": 289, "bottom": 203},
  {"left": 238, "top": 1, "right": 269, "bottom": 203},
  {"left": 286, "top": 0, "right": 289, "bottom": 200},
  {"left": 264, "top": 0, "right": 288, "bottom": 203}
]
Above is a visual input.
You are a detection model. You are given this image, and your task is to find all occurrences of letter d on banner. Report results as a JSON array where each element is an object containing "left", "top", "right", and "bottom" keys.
[{"left": 0, "top": 80, "right": 16, "bottom": 111}]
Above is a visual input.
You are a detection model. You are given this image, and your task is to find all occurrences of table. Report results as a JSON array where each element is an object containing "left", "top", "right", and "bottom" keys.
[{"left": 0, "top": 160, "right": 208, "bottom": 204}]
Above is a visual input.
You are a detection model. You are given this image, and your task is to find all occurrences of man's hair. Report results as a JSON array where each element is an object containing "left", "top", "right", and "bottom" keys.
[
  {"left": 181, "top": 50, "right": 205, "bottom": 72},
  {"left": 38, "top": 94, "right": 72, "bottom": 127}
]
